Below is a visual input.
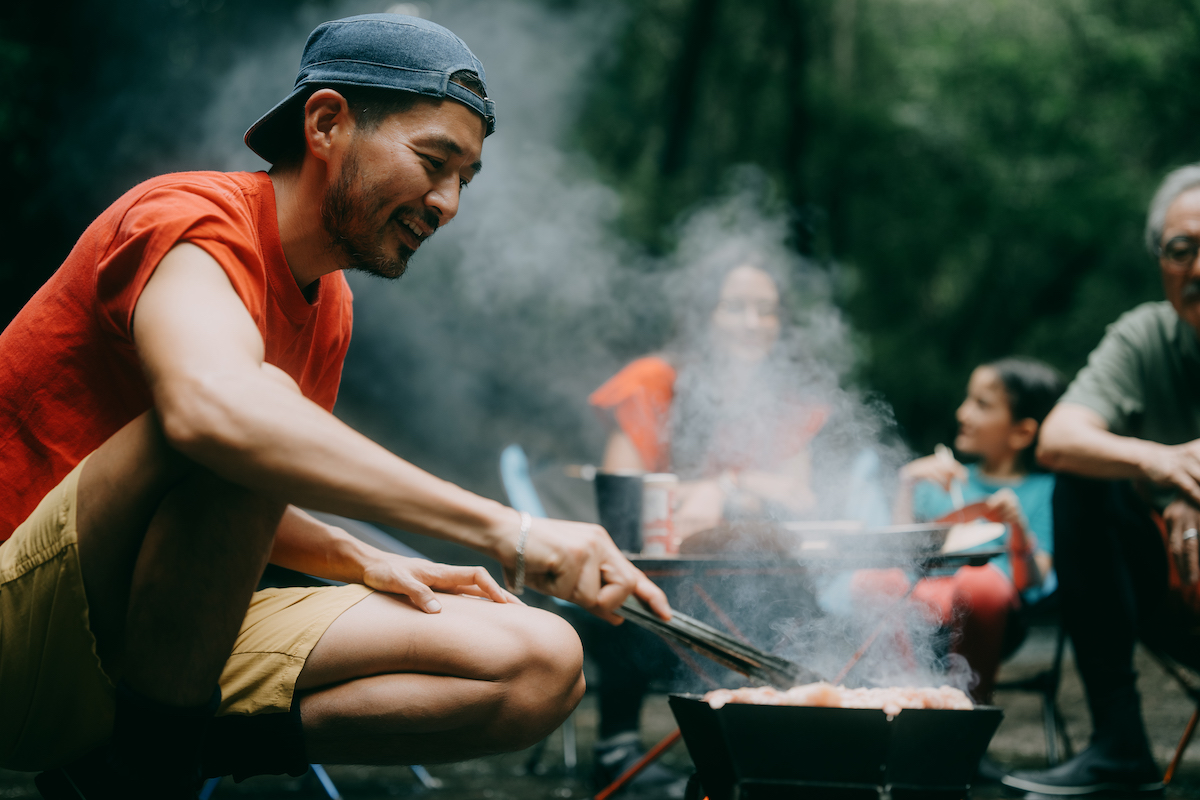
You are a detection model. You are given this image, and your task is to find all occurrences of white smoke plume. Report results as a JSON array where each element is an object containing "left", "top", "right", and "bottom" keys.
[{"left": 194, "top": 0, "right": 976, "bottom": 693}]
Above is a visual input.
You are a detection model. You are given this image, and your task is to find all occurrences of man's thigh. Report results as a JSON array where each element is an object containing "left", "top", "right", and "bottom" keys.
[
  {"left": 296, "top": 592, "right": 581, "bottom": 691},
  {"left": 0, "top": 459, "right": 115, "bottom": 771}
]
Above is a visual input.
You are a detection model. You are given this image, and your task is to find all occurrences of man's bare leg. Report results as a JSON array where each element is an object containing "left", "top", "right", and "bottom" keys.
[
  {"left": 46, "top": 412, "right": 285, "bottom": 797},
  {"left": 75, "top": 411, "right": 285, "bottom": 705},
  {"left": 296, "top": 593, "right": 585, "bottom": 764}
]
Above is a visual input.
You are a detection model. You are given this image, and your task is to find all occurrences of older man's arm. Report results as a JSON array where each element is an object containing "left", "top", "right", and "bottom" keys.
[
  {"left": 1039, "top": 402, "right": 1200, "bottom": 582},
  {"left": 1038, "top": 403, "right": 1200, "bottom": 504}
]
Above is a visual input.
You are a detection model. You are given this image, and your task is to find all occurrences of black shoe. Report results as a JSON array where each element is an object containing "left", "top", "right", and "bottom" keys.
[
  {"left": 36, "top": 748, "right": 117, "bottom": 800},
  {"left": 1000, "top": 743, "right": 1163, "bottom": 796},
  {"left": 36, "top": 746, "right": 198, "bottom": 800},
  {"left": 593, "top": 733, "right": 687, "bottom": 796}
]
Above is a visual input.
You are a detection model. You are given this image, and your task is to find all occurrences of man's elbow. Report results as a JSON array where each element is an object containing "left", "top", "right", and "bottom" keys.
[
  {"left": 1036, "top": 415, "right": 1076, "bottom": 472},
  {"left": 1035, "top": 438, "right": 1066, "bottom": 471},
  {"left": 155, "top": 374, "right": 250, "bottom": 459}
]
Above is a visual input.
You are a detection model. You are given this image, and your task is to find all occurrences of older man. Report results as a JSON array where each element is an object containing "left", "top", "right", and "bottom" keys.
[
  {"left": 0, "top": 14, "right": 668, "bottom": 800},
  {"left": 1002, "top": 166, "right": 1200, "bottom": 796}
]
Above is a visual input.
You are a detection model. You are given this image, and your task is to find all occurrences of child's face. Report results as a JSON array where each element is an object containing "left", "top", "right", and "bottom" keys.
[{"left": 954, "top": 367, "right": 1029, "bottom": 460}]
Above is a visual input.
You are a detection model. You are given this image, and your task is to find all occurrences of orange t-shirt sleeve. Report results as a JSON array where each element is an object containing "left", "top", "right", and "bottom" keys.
[
  {"left": 589, "top": 356, "right": 676, "bottom": 472},
  {"left": 94, "top": 185, "right": 267, "bottom": 343}
]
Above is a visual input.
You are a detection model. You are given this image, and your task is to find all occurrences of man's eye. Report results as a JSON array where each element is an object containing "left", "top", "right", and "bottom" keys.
[
  {"left": 459, "top": 178, "right": 470, "bottom": 190},
  {"left": 423, "top": 155, "right": 444, "bottom": 169}
]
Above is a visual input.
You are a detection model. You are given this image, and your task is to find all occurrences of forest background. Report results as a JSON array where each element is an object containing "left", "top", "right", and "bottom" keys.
[{"left": 3, "top": 0, "right": 1197, "bottom": 513}]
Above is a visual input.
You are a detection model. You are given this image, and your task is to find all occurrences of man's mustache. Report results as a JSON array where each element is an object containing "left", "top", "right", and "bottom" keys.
[{"left": 1184, "top": 280, "right": 1200, "bottom": 303}]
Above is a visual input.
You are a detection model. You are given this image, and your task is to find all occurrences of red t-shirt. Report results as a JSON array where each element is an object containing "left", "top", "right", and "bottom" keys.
[{"left": 0, "top": 171, "right": 353, "bottom": 539}]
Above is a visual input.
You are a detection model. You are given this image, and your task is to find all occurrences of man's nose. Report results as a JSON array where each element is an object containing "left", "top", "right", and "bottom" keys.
[{"left": 425, "top": 177, "right": 460, "bottom": 225}]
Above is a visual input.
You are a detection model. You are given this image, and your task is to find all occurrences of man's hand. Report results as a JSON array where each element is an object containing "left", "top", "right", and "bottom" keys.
[
  {"left": 1140, "top": 440, "right": 1200, "bottom": 506},
  {"left": 1163, "top": 497, "right": 1200, "bottom": 585},
  {"left": 361, "top": 553, "right": 516, "bottom": 613},
  {"left": 512, "top": 517, "right": 671, "bottom": 625},
  {"left": 899, "top": 451, "right": 967, "bottom": 491}
]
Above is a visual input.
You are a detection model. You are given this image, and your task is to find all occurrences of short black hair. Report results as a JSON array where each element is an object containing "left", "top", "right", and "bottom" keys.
[
  {"left": 985, "top": 357, "right": 1065, "bottom": 471},
  {"left": 273, "top": 69, "right": 485, "bottom": 167}
]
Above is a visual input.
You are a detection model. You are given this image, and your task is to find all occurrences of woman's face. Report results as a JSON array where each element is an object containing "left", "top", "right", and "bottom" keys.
[
  {"left": 954, "top": 366, "right": 1018, "bottom": 459},
  {"left": 710, "top": 265, "right": 781, "bottom": 363}
]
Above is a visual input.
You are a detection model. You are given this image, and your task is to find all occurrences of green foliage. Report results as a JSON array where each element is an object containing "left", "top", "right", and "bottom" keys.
[{"left": 575, "top": 0, "right": 1200, "bottom": 452}]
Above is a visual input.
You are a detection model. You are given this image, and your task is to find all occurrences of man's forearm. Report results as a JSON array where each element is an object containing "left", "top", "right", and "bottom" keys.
[
  {"left": 158, "top": 372, "right": 518, "bottom": 566},
  {"left": 268, "top": 506, "right": 383, "bottom": 584},
  {"left": 1037, "top": 404, "right": 1163, "bottom": 481}
]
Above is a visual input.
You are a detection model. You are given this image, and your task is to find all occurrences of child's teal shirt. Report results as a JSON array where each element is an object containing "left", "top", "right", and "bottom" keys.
[{"left": 912, "top": 463, "right": 1057, "bottom": 604}]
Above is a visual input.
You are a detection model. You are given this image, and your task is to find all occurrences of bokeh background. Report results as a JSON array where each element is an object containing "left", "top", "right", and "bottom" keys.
[{"left": 4, "top": 0, "right": 1197, "bottom": 507}]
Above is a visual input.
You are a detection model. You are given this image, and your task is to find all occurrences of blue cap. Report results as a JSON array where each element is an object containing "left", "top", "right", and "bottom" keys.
[{"left": 245, "top": 14, "right": 496, "bottom": 163}]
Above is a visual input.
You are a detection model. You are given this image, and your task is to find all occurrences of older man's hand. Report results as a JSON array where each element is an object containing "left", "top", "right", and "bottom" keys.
[
  {"left": 1163, "top": 497, "right": 1200, "bottom": 585},
  {"left": 1141, "top": 439, "right": 1200, "bottom": 506},
  {"left": 511, "top": 518, "right": 671, "bottom": 624}
]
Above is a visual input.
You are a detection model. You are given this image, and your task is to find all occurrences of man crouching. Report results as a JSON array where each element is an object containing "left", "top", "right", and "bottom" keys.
[{"left": 0, "top": 14, "right": 669, "bottom": 799}]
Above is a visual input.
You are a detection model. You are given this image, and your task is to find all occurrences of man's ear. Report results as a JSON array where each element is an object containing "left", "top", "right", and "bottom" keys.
[
  {"left": 1010, "top": 417, "right": 1039, "bottom": 452},
  {"left": 302, "top": 89, "right": 354, "bottom": 164}
]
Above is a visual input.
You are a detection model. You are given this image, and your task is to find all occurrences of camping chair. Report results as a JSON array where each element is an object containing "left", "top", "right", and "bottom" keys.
[
  {"left": 1145, "top": 649, "right": 1200, "bottom": 786},
  {"left": 937, "top": 502, "right": 1073, "bottom": 766},
  {"left": 199, "top": 515, "right": 442, "bottom": 798},
  {"left": 498, "top": 444, "right": 579, "bottom": 777},
  {"left": 993, "top": 604, "right": 1073, "bottom": 765}
]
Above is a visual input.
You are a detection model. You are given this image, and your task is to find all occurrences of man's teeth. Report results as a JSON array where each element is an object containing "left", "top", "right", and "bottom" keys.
[{"left": 401, "top": 219, "right": 423, "bottom": 238}]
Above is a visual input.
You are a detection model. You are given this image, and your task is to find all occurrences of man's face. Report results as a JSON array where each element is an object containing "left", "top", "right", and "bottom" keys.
[
  {"left": 1159, "top": 187, "right": 1200, "bottom": 335},
  {"left": 322, "top": 97, "right": 485, "bottom": 279}
]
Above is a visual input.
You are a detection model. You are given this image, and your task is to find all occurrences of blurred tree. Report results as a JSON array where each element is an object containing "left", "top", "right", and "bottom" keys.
[
  {"left": 575, "top": 0, "right": 1200, "bottom": 453},
  {"left": 0, "top": 0, "right": 330, "bottom": 327}
]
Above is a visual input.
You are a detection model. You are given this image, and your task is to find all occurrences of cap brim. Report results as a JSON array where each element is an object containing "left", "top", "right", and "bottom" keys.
[{"left": 244, "top": 85, "right": 311, "bottom": 164}]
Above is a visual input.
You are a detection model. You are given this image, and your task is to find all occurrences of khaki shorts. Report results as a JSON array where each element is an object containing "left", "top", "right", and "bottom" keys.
[{"left": 0, "top": 459, "right": 373, "bottom": 771}]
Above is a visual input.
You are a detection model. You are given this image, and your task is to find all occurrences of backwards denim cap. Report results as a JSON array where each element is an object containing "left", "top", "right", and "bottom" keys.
[{"left": 245, "top": 13, "right": 496, "bottom": 164}]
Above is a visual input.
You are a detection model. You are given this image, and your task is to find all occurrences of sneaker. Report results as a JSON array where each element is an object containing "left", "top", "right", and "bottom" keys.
[
  {"left": 36, "top": 747, "right": 198, "bottom": 800},
  {"left": 593, "top": 732, "right": 686, "bottom": 795},
  {"left": 1000, "top": 743, "right": 1163, "bottom": 796}
]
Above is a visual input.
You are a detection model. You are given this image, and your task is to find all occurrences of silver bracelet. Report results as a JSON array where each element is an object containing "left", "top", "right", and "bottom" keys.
[{"left": 511, "top": 511, "right": 532, "bottom": 595}]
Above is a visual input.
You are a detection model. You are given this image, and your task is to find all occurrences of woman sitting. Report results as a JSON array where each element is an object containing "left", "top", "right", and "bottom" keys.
[
  {"left": 591, "top": 257, "right": 826, "bottom": 539},
  {"left": 581, "top": 250, "right": 827, "bottom": 790},
  {"left": 857, "top": 357, "right": 1064, "bottom": 703}
]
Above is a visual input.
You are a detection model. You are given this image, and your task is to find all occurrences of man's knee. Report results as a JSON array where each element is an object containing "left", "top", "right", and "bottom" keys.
[{"left": 497, "top": 608, "right": 585, "bottom": 748}]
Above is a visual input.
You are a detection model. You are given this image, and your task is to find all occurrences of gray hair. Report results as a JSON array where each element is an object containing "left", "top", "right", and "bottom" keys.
[{"left": 1146, "top": 164, "right": 1200, "bottom": 254}]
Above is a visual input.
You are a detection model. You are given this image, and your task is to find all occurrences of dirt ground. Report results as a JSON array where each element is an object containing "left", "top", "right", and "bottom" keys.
[{"left": 2, "top": 627, "right": 1198, "bottom": 800}]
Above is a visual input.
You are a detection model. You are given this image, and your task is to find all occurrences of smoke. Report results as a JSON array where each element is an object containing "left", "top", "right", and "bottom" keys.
[{"left": 193, "top": 0, "right": 975, "bottom": 693}]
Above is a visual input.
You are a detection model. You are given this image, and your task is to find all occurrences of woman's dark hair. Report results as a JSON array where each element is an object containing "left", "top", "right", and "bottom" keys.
[{"left": 985, "top": 357, "right": 1065, "bottom": 472}]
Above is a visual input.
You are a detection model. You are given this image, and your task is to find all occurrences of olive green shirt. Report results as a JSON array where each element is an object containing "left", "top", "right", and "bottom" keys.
[{"left": 1060, "top": 300, "right": 1200, "bottom": 509}]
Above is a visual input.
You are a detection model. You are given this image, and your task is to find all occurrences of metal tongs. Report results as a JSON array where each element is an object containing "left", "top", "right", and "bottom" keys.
[{"left": 615, "top": 597, "right": 825, "bottom": 690}]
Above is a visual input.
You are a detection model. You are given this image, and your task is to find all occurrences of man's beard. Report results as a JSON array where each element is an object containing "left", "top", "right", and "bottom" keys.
[{"left": 320, "top": 145, "right": 435, "bottom": 280}]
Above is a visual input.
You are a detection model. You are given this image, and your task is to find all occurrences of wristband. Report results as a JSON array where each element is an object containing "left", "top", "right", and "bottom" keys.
[{"left": 511, "top": 511, "right": 532, "bottom": 595}]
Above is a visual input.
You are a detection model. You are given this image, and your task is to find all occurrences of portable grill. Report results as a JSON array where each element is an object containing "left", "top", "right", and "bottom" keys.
[{"left": 669, "top": 694, "right": 1003, "bottom": 800}]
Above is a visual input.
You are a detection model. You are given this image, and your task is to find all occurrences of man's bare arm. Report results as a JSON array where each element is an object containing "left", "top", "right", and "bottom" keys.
[
  {"left": 1039, "top": 402, "right": 1200, "bottom": 583},
  {"left": 133, "top": 243, "right": 670, "bottom": 622},
  {"left": 269, "top": 507, "right": 512, "bottom": 612},
  {"left": 1037, "top": 403, "right": 1200, "bottom": 504}
]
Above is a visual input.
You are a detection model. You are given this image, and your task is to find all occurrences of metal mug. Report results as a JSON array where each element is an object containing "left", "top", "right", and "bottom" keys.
[{"left": 594, "top": 470, "right": 644, "bottom": 553}]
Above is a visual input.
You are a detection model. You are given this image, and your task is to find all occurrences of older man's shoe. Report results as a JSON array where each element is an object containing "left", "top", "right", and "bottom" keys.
[{"left": 1000, "top": 743, "right": 1163, "bottom": 796}]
